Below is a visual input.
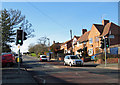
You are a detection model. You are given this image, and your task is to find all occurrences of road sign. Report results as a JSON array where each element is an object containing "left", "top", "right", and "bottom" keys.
[{"left": 109, "top": 35, "right": 114, "bottom": 39}]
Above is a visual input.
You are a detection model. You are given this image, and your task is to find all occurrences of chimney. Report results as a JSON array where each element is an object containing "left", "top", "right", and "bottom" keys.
[
  {"left": 102, "top": 20, "right": 109, "bottom": 26},
  {"left": 82, "top": 29, "right": 87, "bottom": 35},
  {"left": 53, "top": 41, "right": 55, "bottom": 44}
]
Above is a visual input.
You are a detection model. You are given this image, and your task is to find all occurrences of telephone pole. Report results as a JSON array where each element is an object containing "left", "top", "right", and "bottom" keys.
[{"left": 70, "top": 30, "right": 73, "bottom": 55}]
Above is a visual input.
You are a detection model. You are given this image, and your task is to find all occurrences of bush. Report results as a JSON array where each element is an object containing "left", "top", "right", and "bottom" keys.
[{"left": 30, "top": 53, "right": 36, "bottom": 57}]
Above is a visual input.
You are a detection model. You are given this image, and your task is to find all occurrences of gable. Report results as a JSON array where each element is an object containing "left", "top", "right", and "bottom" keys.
[{"left": 88, "top": 25, "right": 101, "bottom": 39}]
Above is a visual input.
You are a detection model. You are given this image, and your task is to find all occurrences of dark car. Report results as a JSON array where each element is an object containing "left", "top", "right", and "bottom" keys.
[{"left": 1, "top": 53, "right": 15, "bottom": 67}]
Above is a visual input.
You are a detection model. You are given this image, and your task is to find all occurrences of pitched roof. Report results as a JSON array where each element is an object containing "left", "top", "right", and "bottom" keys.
[
  {"left": 74, "top": 36, "right": 81, "bottom": 45},
  {"left": 93, "top": 24, "right": 104, "bottom": 34},
  {"left": 100, "top": 22, "right": 120, "bottom": 37},
  {"left": 62, "top": 39, "right": 72, "bottom": 45},
  {"left": 100, "top": 23, "right": 111, "bottom": 37},
  {"left": 74, "top": 36, "right": 80, "bottom": 39},
  {"left": 77, "top": 31, "right": 90, "bottom": 43}
]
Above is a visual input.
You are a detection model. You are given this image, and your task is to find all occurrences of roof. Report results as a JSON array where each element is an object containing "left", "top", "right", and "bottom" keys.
[
  {"left": 74, "top": 35, "right": 80, "bottom": 39},
  {"left": 62, "top": 39, "right": 72, "bottom": 45},
  {"left": 93, "top": 24, "right": 104, "bottom": 34},
  {"left": 50, "top": 42, "right": 63, "bottom": 48},
  {"left": 100, "top": 23, "right": 111, "bottom": 37},
  {"left": 74, "top": 36, "right": 81, "bottom": 45},
  {"left": 100, "top": 22, "right": 120, "bottom": 37},
  {"left": 77, "top": 31, "right": 90, "bottom": 43}
]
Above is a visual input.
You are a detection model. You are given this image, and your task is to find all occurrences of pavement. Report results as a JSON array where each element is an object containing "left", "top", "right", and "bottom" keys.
[
  {"left": 96, "top": 63, "right": 120, "bottom": 70},
  {"left": 2, "top": 64, "right": 38, "bottom": 85}
]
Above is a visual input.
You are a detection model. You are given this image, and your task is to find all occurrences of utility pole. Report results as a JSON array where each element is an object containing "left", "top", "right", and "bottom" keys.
[
  {"left": 70, "top": 30, "right": 73, "bottom": 55},
  {"left": 47, "top": 38, "right": 50, "bottom": 61}
]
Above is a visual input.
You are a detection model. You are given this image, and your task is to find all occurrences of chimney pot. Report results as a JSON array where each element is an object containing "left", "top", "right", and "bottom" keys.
[
  {"left": 82, "top": 29, "right": 87, "bottom": 35},
  {"left": 102, "top": 20, "right": 109, "bottom": 26},
  {"left": 53, "top": 41, "right": 55, "bottom": 44}
]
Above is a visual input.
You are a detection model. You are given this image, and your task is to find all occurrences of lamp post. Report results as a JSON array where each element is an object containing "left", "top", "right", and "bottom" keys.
[
  {"left": 47, "top": 38, "right": 50, "bottom": 51},
  {"left": 47, "top": 38, "right": 50, "bottom": 60}
]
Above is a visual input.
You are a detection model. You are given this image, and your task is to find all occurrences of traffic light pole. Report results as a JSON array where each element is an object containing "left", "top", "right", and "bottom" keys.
[
  {"left": 103, "top": 36, "right": 107, "bottom": 67},
  {"left": 18, "top": 44, "right": 20, "bottom": 74}
]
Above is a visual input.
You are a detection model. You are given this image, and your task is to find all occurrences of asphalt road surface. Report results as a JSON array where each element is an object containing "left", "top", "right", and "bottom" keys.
[{"left": 22, "top": 55, "right": 119, "bottom": 84}]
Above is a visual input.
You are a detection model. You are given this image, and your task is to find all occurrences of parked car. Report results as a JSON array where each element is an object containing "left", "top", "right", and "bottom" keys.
[
  {"left": 40, "top": 55, "right": 48, "bottom": 61},
  {"left": 64, "top": 55, "right": 83, "bottom": 67},
  {"left": 1, "top": 53, "right": 15, "bottom": 67}
]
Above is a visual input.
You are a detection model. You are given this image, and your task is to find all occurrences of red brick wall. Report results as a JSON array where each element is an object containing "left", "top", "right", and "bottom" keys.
[
  {"left": 96, "top": 58, "right": 120, "bottom": 64},
  {"left": 110, "top": 23, "right": 120, "bottom": 45}
]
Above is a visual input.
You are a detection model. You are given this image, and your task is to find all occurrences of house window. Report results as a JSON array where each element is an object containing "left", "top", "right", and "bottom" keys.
[
  {"left": 77, "top": 42, "right": 79, "bottom": 47},
  {"left": 95, "top": 37, "right": 99, "bottom": 42},
  {"left": 89, "top": 38, "right": 93, "bottom": 44}
]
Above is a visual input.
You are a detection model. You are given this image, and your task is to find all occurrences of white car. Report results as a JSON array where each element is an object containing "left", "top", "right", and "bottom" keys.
[
  {"left": 40, "top": 55, "right": 48, "bottom": 61},
  {"left": 64, "top": 55, "right": 83, "bottom": 67}
]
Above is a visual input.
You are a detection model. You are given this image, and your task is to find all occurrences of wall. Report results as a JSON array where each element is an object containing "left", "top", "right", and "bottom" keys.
[{"left": 87, "top": 25, "right": 101, "bottom": 56}]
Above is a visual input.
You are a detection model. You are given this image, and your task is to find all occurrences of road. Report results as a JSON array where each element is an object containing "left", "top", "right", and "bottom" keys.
[{"left": 22, "top": 55, "right": 119, "bottom": 84}]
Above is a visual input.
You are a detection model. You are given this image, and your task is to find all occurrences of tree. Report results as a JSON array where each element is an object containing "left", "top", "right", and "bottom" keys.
[
  {"left": 28, "top": 43, "right": 49, "bottom": 56},
  {"left": 0, "top": 9, "right": 34, "bottom": 52},
  {"left": 38, "top": 36, "right": 49, "bottom": 46}
]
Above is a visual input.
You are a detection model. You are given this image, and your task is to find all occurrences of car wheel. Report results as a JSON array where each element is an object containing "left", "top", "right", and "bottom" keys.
[
  {"left": 69, "top": 63, "right": 72, "bottom": 67},
  {"left": 64, "top": 62, "right": 66, "bottom": 66}
]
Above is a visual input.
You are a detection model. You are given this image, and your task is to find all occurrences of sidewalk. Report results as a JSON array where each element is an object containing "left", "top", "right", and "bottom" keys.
[
  {"left": 96, "top": 63, "right": 120, "bottom": 70},
  {"left": 2, "top": 64, "right": 38, "bottom": 85}
]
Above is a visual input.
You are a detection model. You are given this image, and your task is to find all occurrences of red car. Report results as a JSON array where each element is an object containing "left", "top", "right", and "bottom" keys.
[{"left": 1, "top": 53, "right": 15, "bottom": 67}]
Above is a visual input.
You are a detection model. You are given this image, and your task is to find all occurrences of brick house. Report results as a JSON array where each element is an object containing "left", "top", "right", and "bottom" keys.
[
  {"left": 74, "top": 30, "right": 90, "bottom": 55},
  {"left": 87, "top": 20, "right": 120, "bottom": 56},
  {"left": 100, "top": 20, "right": 120, "bottom": 54},
  {"left": 60, "top": 39, "right": 72, "bottom": 54},
  {"left": 60, "top": 20, "right": 120, "bottom": 57},
  {"left": 87, "top": 22, "right": 104, "bottom": 56},
  {"left": 50, "top": 41, "right": 63, "bottom": 58}
]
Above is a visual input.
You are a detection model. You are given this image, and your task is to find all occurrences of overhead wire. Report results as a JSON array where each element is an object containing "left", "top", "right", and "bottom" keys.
[{"left": 25, "top": 1, "right": 67, "bottom": 29}]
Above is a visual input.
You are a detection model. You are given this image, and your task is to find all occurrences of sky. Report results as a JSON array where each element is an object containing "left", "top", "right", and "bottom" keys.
[{"left": 1, "top": 1, "right": 119, "bottom": 53}]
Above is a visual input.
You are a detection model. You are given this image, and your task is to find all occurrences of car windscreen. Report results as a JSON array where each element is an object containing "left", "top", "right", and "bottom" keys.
[
  {"left": 42, "top": 56, "right": 46, "bottom": 58},
  {"left": 70, "top": 56, "right": 79, "bottom": 59}
]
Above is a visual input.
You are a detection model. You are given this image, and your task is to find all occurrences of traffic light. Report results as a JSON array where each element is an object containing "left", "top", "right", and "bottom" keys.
[
  {"left": 23, "top": 32, "right": 27, "bottom": 40},
  {"left": 100, "top": 38, "right": 104, "bottom": 49},
  {"left": 105, "top": 38, "right": 109, "bottom": 48},
  {"left": 16, "top": 29, "right": 23, "bottom": 45}
]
